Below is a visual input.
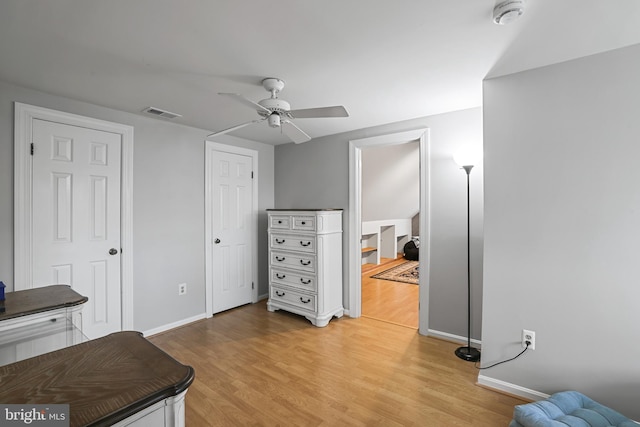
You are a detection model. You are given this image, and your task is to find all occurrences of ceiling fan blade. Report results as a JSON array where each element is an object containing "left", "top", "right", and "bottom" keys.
[
  {"left": 206, "top": 118, "right": 265, "bottom": 138},
  {"left": 219, "top": 93, "right": 271, "bottom": 115},
  {"left": 288, "top": 105, "right": 349, "bottom": 119},
  {"left": 282, "top": 120, "right": 311, "bottom": 144}
]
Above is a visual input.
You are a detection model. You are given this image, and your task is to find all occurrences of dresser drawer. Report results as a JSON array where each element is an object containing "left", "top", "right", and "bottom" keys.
[
  {"left": 270, "top": 233, "right": 315, "bottom": 253},
  {"left": 292, "top": 216, "right": 315, "bottom": 231},
  {"left": 271, "top": 268, "right": 316, "bottom": 292},
  {"left": 270, "top": 285, "right": 316, "bottom": 313},
  {"left": 271, "top": 251, "right": 316, "bottom": 273},
  {"left": 270, "top": 215, "right": 291, "bottom": 230}
]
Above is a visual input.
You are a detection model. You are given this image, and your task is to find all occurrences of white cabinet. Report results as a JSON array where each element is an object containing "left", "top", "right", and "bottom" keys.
[
  {"left": 111, "top": 390, "right": 187, "bottom": 427},
  {"left": 267, "top": 209, "right": 343, "bottom": 327}
]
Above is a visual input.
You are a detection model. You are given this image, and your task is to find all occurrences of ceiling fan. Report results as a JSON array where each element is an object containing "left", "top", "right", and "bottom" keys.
[{"left": 207, "top": 78, "right": 349, "bottom": 143}]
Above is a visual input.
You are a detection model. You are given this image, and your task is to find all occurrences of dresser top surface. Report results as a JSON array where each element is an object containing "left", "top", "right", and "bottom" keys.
[
  {"left": 0, "top": 330, "right": 195, "bottom": 426},
  {"left": 0, "top": 285, "right": 87, "bottom": 321}
]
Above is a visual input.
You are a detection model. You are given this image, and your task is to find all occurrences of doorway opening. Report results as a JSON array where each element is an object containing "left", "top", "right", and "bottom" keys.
[
  {"left": 348, "top": 128, "right": 430, "bottom": 335},
  {"left": 360, "top": 141, "right": 420, "bottom": 328}
]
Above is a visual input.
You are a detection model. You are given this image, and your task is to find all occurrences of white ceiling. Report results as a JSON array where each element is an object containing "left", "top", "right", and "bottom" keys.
[{"left": 2, "top": 1, "right": 640, "bottom": 145}]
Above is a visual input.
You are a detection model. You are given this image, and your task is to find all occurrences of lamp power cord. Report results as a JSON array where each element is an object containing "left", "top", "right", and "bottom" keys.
[{"left": 475, "top": 341, "right": 531, "bottom": 370}]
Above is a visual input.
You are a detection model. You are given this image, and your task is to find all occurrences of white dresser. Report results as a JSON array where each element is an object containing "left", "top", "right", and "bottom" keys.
[{"left": 266, "top": 209, "right": 344, "bottom": 327}]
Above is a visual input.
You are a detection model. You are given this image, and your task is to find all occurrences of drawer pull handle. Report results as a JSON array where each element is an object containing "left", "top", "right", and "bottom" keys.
[
  {"left": 300, "top": 260, "right": 311, "bottom": 266},
  {"left": 276, "top": 256, "right": 286, "bottom": 262},
  {"left": 275, "top": 238, "right": 286, "bottom": 244},
  {"left": 276, "top": 291, "right": 285, "bottom": 297},
  {"left": 276, "top": 273, "right": 286, "bottom": 279},
  {"left": 300, "top": 278, "right": 311, "bottom": 285},
  {"left": 278, "top": 220, "right": 283, "bottom": 224},
  {"left": 300, "top": 297, "right": 311, "bottom": 304},
  {"left": 300, "top": 241, "right": 311, "bottom": 247},
  {"left": 301, "top": 221, "right": 306, "bottom": 225}
]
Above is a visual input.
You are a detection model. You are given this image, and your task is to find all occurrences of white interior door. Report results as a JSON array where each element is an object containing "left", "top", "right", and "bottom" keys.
[
  {"left": 31, "top": 119, "right": 122, "bottom": 339},
  {"left": 210, "top": 149, "right": 254, "bottom": 313}
]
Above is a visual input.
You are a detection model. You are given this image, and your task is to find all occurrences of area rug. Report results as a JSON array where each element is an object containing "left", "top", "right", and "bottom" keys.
[{"left": 370, "top": 261, "right": 419, "bottom": 285}]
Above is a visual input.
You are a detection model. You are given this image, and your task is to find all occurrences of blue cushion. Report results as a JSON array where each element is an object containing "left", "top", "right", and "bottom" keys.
[{"left": 510, "top": 391, "right": 637, "bottom": 427}]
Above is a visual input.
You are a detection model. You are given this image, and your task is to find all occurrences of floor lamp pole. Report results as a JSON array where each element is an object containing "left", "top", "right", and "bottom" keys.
[{"left": 455, "top": 165, "right": 481, "bottom": 362}]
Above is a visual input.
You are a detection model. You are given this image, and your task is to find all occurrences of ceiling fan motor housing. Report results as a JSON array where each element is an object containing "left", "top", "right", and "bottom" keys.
[{"left": 258, "top": 98, "right": 291, "bottom": 118}]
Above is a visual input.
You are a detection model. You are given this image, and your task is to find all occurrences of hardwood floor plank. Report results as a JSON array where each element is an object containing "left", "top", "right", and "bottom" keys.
[{"left": 149, "top": 301, "right": 525, "bottom": 426}]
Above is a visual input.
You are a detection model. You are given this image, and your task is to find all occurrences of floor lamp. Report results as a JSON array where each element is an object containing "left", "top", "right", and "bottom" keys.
[{"left": 453, "top": 156, "right": 481, "bottom": 362}]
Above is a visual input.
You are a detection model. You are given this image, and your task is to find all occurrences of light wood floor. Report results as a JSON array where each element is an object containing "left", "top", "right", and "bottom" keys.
[
  {"left": 362, "top": 257, "right": 419, "bottom": 329},
  {"left": 149, "top": 301, "right": 525, "bottom": 426}
]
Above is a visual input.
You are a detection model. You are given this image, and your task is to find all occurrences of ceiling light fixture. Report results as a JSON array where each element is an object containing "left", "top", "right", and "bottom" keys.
[{"left": 493, "top": 0, "right": 525, "bottom": 25}]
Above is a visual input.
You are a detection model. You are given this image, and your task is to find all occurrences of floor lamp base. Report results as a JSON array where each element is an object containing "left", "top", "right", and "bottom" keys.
[{"left": 455, "top": 346, "right": 481, "bottom": 362}]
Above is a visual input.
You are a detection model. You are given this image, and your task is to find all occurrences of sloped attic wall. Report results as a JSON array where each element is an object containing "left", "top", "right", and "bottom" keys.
[{"left": 361, "top": 140, "right": 420, "bottom": 228}]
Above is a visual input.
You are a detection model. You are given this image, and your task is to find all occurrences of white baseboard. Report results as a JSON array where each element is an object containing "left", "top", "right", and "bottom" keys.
[
  {"left": 477, "top": 375, "right": 549, "bottom": 402},
  {"left": 428, "top": 329, "right": 482, "bottom": 347},
  {"left": 426, "top": 330, "right": 545, "bottom": 403},
  {"left": 142, "top": 312, "right": 207, "bottom": 337}
]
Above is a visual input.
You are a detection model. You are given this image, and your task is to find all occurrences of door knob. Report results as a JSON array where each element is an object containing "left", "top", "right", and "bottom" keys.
[
  {"left": 214, "top": 238, "right": 221, "bottom": 244},
  {"left": 109, "top": 248, "right": 118, "bottom": 255}
]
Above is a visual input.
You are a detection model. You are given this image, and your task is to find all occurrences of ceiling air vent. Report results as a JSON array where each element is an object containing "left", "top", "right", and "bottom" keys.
[{"left": 142, "top": 107, "right": 182, "bottom": 119}]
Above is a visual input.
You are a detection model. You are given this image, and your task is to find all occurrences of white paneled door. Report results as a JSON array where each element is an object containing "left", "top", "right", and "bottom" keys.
[
  {"left": 210, "top": 150, "right": 254, "bottom": 313},
  {"left": 32, "top": 119, "right": 122, "bottom": 339}
]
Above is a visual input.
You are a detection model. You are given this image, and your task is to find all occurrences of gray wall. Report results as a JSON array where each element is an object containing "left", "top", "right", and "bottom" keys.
[
  {"left": 275, "top": 107, "right": 483, "bottom": 340},
  {"left": 0, "top": 80, "right": 274, "bottom": 332},
  {"left": 482, "top": 43, "right": 640, "bottom": 418},
  {"left": 361, "top": 141, "right": 419, "bottom": 224}
]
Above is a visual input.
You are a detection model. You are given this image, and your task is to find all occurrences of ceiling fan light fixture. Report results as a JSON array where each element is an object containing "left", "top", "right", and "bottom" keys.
[
  {"left": 267, "top": 113, "right": 281, "bottom": 128},
  {"left": 493, "top": 0, "right": 525, "bottom": 25}
]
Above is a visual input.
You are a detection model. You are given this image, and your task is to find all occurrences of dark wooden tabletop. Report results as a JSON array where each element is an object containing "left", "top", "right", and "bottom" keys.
[
  {"left": 0, "top": 285, "right": 88, "bottom": 321},
  {"left": 0, "top": 331, "right": 195, "bottom": 427}
]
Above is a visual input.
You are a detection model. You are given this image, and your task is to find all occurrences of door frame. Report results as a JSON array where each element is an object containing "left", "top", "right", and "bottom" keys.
[
  {"left": 348, "top": 128, "right": 431, "bottom": 335},
  {"left": 204, "top": 141, "right": 259, "bottom": 317},
  {"left": 14, "top": 102, "right": 134, "bottom": 331}
]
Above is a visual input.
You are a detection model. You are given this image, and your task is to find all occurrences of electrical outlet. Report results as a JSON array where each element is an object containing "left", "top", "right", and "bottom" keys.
[
  {"left": 178, "top": 283, "right": 187, "bottom": 296},
  {"left": 522, "top": 329, "right": 535, "bottom": 350}
]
